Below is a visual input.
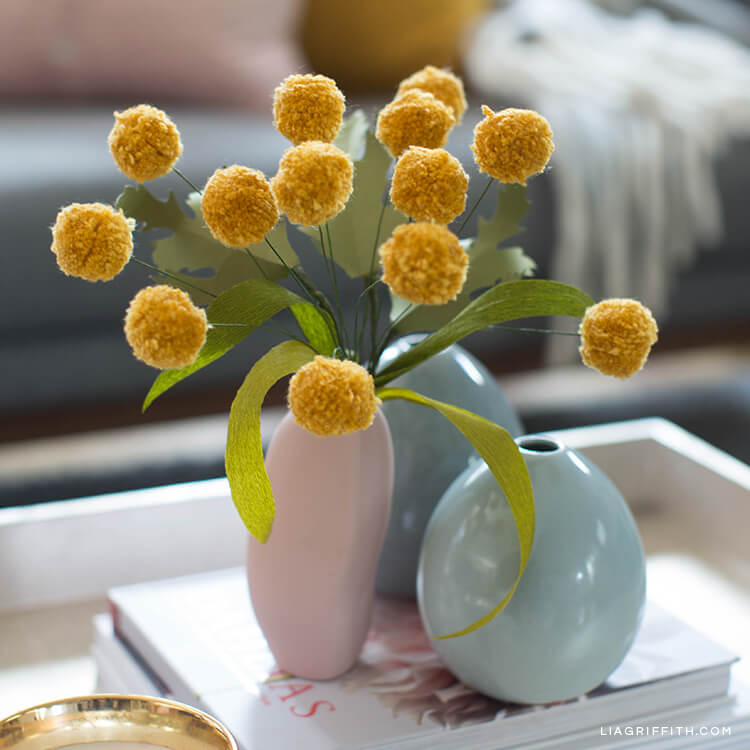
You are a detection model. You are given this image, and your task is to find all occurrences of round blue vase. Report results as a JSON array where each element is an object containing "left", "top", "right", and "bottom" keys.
[
  {"left": 418, "top": 434, "right": 646, "bottom": 704},
  {"left": 376, "top": 335, "right": 522, "bottom": 598}
]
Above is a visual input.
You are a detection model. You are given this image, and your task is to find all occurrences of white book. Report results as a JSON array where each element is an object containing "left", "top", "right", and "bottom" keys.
[
  {"left": 104, "top": 567, "right": 740, "bottom": 750},
  {"left": 92, "top": 612, "right": 168, "bottom": 698},
  {"left": 92, "top": 626, "right": 748, "bottom": 750}
]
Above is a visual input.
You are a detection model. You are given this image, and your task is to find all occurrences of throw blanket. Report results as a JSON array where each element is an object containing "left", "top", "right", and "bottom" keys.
[{"left": 465, "top": 0, "right": 750, "bottom": 361}]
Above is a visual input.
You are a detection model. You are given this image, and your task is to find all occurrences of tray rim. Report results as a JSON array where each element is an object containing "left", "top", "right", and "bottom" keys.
[{"left": 0, "top": 417, "right": 747, "bottom": 613}]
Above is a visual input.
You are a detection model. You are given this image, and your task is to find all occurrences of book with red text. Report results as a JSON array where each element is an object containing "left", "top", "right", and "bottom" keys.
[{"left": 105, "top": 567, "right": 740, "bottom": 750}]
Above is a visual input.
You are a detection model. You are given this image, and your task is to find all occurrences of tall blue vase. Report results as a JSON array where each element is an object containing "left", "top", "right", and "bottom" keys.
[
  {"left": 376, "top": 335, "right": 522, "bottom": 598},
  {"left": 418, "top": 434, "right": 646, "bottom": 704}
]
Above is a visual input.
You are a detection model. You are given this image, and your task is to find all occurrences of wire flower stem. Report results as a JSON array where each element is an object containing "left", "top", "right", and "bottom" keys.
[
  {"left": 353, "top": 276, "right": 382, "bottom": 354},
  {"left": 172, "top": 167, "right": 203, "bottom": 195},
  {"left": 291, "top": 264, "right": 342, "bottom": 352},
  {"left": 370, "top": 302, "right": 414, "bottom": 375},
  {"left": 263, "top": 236, "right": 338, "bottom": 343},
  {"left": 322, "top": 223, "right": 349, "bottom": 351},
  {"left": 317, "top": 226, "right": 348, "bottom": 353},
  {"left": 456, "top": 175, "right": 493, "bottom": 236},
  {"left": 244, "top": 248, "right": 270, "bottom": 280},
  {"left": 130, "top": 257, "right": 216, "bottom": 298},
  {"left": 493, "top": 324, "right": 580, "bottom": 336}
]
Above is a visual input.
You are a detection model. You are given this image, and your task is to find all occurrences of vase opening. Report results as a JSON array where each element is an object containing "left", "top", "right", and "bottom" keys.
[{"left": 517, "top": 437, "right": 562, "bottom": 454}]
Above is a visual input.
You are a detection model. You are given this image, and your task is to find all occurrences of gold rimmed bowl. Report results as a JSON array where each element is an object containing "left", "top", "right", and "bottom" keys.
[{"left": 0, "top": 695, "right": 238, "bottom": 750}]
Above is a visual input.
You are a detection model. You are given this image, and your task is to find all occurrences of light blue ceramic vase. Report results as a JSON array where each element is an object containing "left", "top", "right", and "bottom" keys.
[
  {"left": 418, "top": 434, "right": 646, "bottom": 704},
  {"left": 376, "top": 335, "right": 522, "bottom": 598}
]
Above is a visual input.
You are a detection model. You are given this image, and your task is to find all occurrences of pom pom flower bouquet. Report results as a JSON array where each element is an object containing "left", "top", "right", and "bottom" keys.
[{"left": 51, "top": 67, "right": 658, "bottom": 679}]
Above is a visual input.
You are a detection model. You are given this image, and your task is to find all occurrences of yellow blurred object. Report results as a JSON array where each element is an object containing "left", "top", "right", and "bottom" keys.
[{"left": 299, "top": 0, "right": 489, "bottom": 92}]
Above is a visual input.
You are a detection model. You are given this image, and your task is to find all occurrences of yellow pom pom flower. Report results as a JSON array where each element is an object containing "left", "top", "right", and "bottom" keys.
[
  {"left": 273, "top": 73, "right": 346, "bottom": 145},
  {"left": 396, "top": 65, "right": 468, "bottom": 124},
  {"left": 124, "top": 285, "right": 208, "bottom": 370},
  {"left": 376, "top": 90, "right": 455, "bottom": 158},
  {"left": 579, "top": 299, "right": 658, "bottom": 379},
  {"left": 379, "top": 222, "right": 468, "bottom": 305},
  {"left": 288, "top": 356, "right": 379, "bottom": 437},
  {"left": 51, "top": 202, "right": 134, "bottom": 282},
  {"left": 201, "top": 165, "right": 278, "bottom": 247},
  {"left": 271, "top": 141, "right": 353, "bottom": 226},
  {"left": 390, "top": 146, "right": 468, "bottom": 224},
  {"left": 108, "top": 104, "right": 182, "bottom": 182},
  {"left": 472, "top": 106, "right": 554, "bottom": 185}
]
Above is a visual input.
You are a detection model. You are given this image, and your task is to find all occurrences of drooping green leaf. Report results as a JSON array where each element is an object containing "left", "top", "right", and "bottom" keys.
[
  {"left": 226, "top": 340, "right": 316, "bottom": 542},
  {"left": 143, "top": 279, "right": 305, "bottom": 410},
  {"left": 299, "top": 114, "right": 406, "bottom": 278},
  {"left": 375, "top": 280, "right": 594, "bottom": 386},
  {"left": 290, "top": 303, "right": 336, "bottom": 357},
  {"left": 391, "top": 184, "right": 536, "bottom": 334},
  {"left": 117, "top": 186, "right": 298, "bottom": 305},
  {"left": 377, "top": 387, "right": 534, "bottom": 638}
]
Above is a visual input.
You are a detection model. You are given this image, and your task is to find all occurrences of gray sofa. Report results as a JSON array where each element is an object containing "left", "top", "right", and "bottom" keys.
[{"left": 2, "top": 97, "right": 750, "bottom": 488}]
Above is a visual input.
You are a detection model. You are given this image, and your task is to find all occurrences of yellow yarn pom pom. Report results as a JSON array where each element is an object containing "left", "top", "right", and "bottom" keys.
[
  {"left": 288, "top": 356, "right": 379, "bottom": 437},
  {"left": 108, "top": 104, "right": 182, "bottom": 182},
  {"left": 201, "top": 165, "right": 279, "bottom": 247},
  {"left": 273, "top": 73, "right": 346, "bottom": 145},
  {"left": 124, "top": 285, "right": 207, "bottom": 370},
  {"left": 51, "top": 203, "right": 134, "bottom": 282},
  {"left": 396, "top": 65, "right": 467, "bottom": 124},
  {"left": 379, "top": 223, "right": 468, "bottom": 305},
  {"left": 271, "top": 141, "right": 353, "bottom": 226},
  {"left": 472, "top": 106, "right": 554, "bottom": 185},
  {"left": 579, "top": 299, "right": 658, "bottom": 379},
  {"left": 376, "top": 90, "right": 455, "bottom": 158},
  {"left": 390, "top": 146, "right": 468, "bottom": 223}
]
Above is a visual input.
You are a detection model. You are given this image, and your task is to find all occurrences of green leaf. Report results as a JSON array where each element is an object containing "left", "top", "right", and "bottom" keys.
[
  {"left": 143, "top": 279, "right": 305, "bottom": 410},
  {"left": 377, "top": 387, "right": 534, "bottom": 638},
  {"left": 334, "top": 108, "right": 370, "bottom": 159},
  {"left": 392, "top": 184, "right": 536, "bottom": 334},
  {"left": 290, "top": 303, "right": 337, "bottom": 356},
  {"left": 117, "top": 186, "right": 298, "bottom": 305},
  {"left": 473, "top": 183, "right": 530, "bottom": 247},
  {"left": 226, "top": 341, "right": 316, "bottom": 543},
  {"left": 299, "top": 114, "right": 406, "bottom": 278},
  {"left": 117, "top": 184, "right": 185, "bottom": 231},
  {"left": 375, "top": 280, "right": 594, "bottom": 386}
]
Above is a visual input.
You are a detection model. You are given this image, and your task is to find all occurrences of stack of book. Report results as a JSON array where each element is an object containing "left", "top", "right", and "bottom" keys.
[{"left": 94, "top": 567, "right": 750, "bottom": 749}]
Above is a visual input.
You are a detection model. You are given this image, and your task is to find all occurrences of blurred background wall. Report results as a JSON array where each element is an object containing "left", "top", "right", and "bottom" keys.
[{"left": 2, "top": 0, "right": 750, "bottom": 501}]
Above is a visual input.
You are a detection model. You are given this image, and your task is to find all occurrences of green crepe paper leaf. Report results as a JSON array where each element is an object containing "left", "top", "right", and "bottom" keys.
[
  {"left": 116, "top": 184, "right": 185, "bottom": 231},
  {"left": 290, "top": 303, "right": 336, "bottom": 357},
  {"left": 391, "top": 184, "right": 536, "bottom": 334},
  {"left": 143, "top": 279, "right": 305, "bottom": 411},
  {"left": 375, "top": 280, "right": 594, "bottom": 386},
  {"left": 474, "top": 183, "right": 530, "bottom": 247},
  {"left": 377, "top": 387, "right": 534, "bottom": 638},
  {"left": 117, "top": 186, "right": 298, "bottom": 305},
  {"left": 334, "top": 108, "right": 370, "bottom": 159},
  {"left": 299, "top": 112, "right": 406, "bottom": 278},
  {"left": 226, "top": 340, "right": 316, "bottom": 542}
]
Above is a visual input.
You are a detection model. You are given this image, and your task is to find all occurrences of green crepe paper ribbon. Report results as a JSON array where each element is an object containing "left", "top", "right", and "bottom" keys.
[
  {"left": 290, "top": 303, "right": 337, "bottom": 358},
  {"left": 225, "top": 340, "right": 316, "bottom": 544},
  {"left": 376, "top": 280, "right": 594, "bottom": 387},
  {"left": 377, "top": 387, "right": 535, "bottom": 639}
]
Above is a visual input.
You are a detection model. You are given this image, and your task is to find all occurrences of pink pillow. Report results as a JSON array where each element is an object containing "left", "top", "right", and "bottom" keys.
[{"left": 0, "top": 0, "right": 304, "bottom": 108}]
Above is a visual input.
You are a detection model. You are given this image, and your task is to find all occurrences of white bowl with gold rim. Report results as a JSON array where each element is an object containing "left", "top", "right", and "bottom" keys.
[{"left": 0, "top": 695, "right": 238, "bottom": 750}]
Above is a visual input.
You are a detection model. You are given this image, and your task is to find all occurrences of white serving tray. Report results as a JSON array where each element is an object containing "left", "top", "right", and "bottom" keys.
[
  {"left": 0, "top": 417, "right": 749, "bottom": 718},
  {"left": 1, "top": 417, "right": 748, "bottom": 615}
]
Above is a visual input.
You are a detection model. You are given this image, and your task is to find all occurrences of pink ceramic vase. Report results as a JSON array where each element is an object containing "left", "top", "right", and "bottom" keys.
[{"left": 247, "top": 410, "right": 394, "bottom": 680}]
